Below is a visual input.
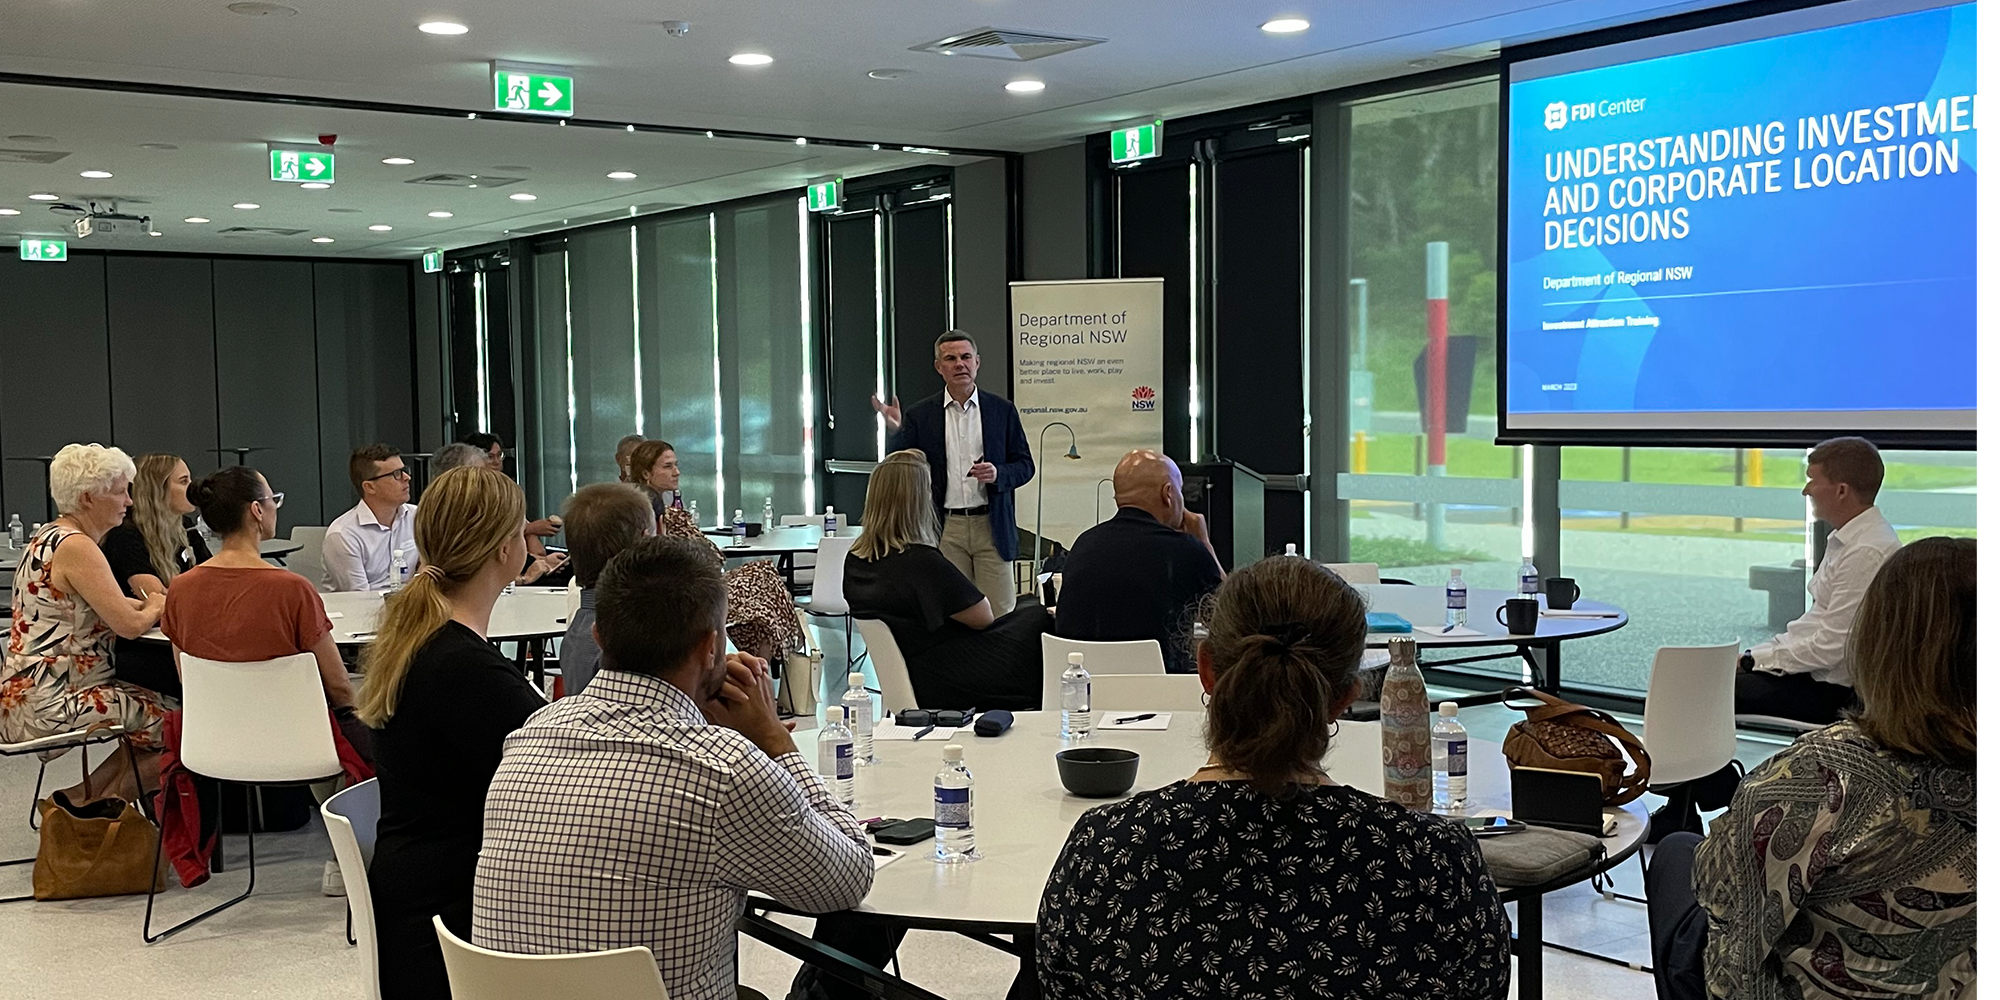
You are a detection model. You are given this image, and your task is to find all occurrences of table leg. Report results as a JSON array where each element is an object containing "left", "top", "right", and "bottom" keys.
[
  {"left": 1542, "top": 643, "right": 1562, "bottom": 695},
  {"left": 1007, "top": 929, "right": 1041, "bottom": 1000},
  {"left": 1515, "top": 893, "right": 1543, "bottom": 1000}
]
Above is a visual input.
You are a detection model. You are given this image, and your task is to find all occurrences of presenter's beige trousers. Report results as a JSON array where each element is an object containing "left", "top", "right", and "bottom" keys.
[{"left": 940, "top": 511, "right": 1017, "bottom": 615}]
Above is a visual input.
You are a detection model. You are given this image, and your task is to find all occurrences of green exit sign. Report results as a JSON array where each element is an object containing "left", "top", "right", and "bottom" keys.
[
  {"left": 270, "top": 146, "right": 335, "bottom": 184},
  {"left": 494, "top": 64, "right": 574, "bottom": 117},
  {"left": 18, "top": 239, "right": 67, "bottom": 262},
  {"left": 805, "top": 179, "right": 843, "bottom": 213},
  {"left": 1109, "top": 120, "right": 1163, "bottom": 165},
  {"left": 422, "top": 250, "right": 444, "bottom": 274}
]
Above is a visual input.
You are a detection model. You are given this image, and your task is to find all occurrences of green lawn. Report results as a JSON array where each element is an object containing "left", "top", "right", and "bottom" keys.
[{"left": 1348, "top": 433, "right": 1977, "bottom": 491}]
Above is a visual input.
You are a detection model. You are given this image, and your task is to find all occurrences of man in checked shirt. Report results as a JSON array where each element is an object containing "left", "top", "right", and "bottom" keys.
[{"left": 473, "top": 536, "right": 873, "bottom": 1000}]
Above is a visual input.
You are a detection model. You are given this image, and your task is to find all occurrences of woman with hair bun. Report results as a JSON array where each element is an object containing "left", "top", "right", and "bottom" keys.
[{"left": 1037, "top": 555, "right": 1512, "bottom": 999}]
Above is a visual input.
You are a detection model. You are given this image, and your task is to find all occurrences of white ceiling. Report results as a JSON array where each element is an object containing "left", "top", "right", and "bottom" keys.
[{"left": 0, "top": 0, "right": 1735, "bottom": 258}]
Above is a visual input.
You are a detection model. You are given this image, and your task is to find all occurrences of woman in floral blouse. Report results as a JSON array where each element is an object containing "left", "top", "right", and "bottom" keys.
[
  {"left": 1649, "top": 536, "right": 1975, "bottom": 1000},
  {"left": 1036, "top": 555, "right": 1512, "bottom": 999}
]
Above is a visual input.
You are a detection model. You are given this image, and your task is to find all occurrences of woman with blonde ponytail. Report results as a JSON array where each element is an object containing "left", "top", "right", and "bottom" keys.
[
  {"left": 1037, "top": 556, "right": 1512, "bottom": 1000},
  {"left": 360, "top": 466, "right": 544, "bottom": 1000}
]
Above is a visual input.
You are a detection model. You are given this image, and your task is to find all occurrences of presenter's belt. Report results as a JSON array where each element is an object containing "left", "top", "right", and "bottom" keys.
[{"left": 946, "top": 505, "right": 990, "bottom": 517}]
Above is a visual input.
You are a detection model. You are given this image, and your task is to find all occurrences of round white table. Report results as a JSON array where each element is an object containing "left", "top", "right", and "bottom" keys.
[
  {"left": 140, "top": 586, "right": 571, "bottom": 645},
  {"left": 746, "top": 710, "right": 1646, "bottom": 1000},
  {"left": 1354, "top": 584, "right": 1626, "bottom": 695},
  {"left": 701, "top": 525, "right": 862, "bottom": 586}
]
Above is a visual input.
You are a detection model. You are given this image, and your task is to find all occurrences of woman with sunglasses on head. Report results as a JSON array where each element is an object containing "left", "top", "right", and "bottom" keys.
[
  {"left": 1037, "top": 556, "right": 1512, "bottom": 999},
  {"left": 100, "top": 453, "right": 207, "bottom": 700}
]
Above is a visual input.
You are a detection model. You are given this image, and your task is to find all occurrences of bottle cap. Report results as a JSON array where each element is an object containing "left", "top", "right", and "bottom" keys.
[
  {"left": 824, "top": 706, "right": 844, "bottom": 724},
  {"left": 1066, "top": 652, "right": 1084, "bottom": 665},
  {"left": 1439, "top": 701, "right": 1459, "bottom": 717},
  {"left": 848, "top": 671, "right": 865, "bottom": 686},
  {"left": 735, "top": 509, "right": 744, "bottom": 517},
  {"left": 1284, "top": 543, "right": 1298, "bottom": 556},
  {"left": 1449, "top": 567, "right": 1462, "bottom": 577},
  {"left": 942, "top": 744, "right": 964, "bottom": 761},
  {"left": 825, "top": 506, "right": 834, "bottom": 513}
]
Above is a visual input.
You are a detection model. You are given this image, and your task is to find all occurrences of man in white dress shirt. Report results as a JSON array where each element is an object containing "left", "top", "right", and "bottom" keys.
[
  {"left": 322, "top": 443, "right": 419, "bottom": 592},
  {"left": 1737, "top": 437, "right": 1902, "bottom": 724}
]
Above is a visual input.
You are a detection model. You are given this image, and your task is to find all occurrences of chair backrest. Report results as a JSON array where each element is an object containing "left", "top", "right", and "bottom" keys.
[
  {"left": 1090, "top": 673, "right": 1207, "bottom": 713},
  {"left": 289, "top": 526, "right": 330, "bottom": 593},
  {"left": 1641, "top": 641, "right": 1741, "bottom": 786},
  {"left": 808, "top": 535, "right": 857, "bottom": 613},
  {"left": 781, "top": 513, "right": 849, "bottom": 529},
  {"left": 432, "top": 915, "right": 670, "bottom": 1000},
  {"left": 853, "top": 618, "right": 920, "bottom": 713},
  {"left": 322, "top": 779, "right": 382, "bottom": 1000},
  {"left": 178, "top": 653, "right": 340, "bottom": 783},
  {"left": 1322, "top": 562, "right": 1381, "bottom": 585},
  {"left": 1039, "top": 635, "right": 1165, "bottom": 713}
]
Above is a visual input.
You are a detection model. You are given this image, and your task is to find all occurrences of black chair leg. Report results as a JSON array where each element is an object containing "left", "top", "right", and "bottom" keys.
[
  {"left": 144, "top": 784, "right": 258, "bottom": 943},
  {"left": 27, "top": 759, "right": 47, "bottom": 831}
]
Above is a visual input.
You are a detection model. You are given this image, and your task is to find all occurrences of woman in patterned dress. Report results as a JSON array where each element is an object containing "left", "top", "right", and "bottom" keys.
[
  {"left": 656, "top": 506, "right": 802, "bottom": 663},
  {"left": 1037, "top": 555, "right": 1513, "bottom": 999},
  {"left": 0, "top": 443, "right": 171, "bottom": 803}
]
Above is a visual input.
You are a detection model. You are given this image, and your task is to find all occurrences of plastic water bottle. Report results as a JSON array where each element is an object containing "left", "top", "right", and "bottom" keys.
[
  {"left": 1379, "top": 637, "right": 1432, "bottom": 812},
  {"left": 390, "top": 548, "right": 409, "bottom": 591},
  {"left": 842, "top": 671, "right": 875, "bottom": 766},
  {"left": 1060, "top": 652, "right": 1092, "bottom": 739},
  {"left": 1518, "top": 556, "right": 1540, "bottom": 597},
  {"left": 687, "top": 498, "right": 700, "bottom": 526},
  {"left": 818, "top": 706, "right": 854, "bottom": 807},
  {"left": 1445, "top": 568, "right": 1468, "bottom": 629},
  {"left": 670, "top": 490, "right": 684, "bottom": 510},
  {"left": 1283, "top": 542, "right": 1299, "bottom": 557},
  {"left": 6, "top": 514, "right": 21, "bottom": 547},
  {"left": 1432, "top": 701, "right": 1468, "bottom": 812},
  {"left": 762, "top": 497, "right": 775, "bottom": 531},
  {"left": 731, "top": 509, "right": 747, "bottom": 546},
  {"left": 933, "top": 744, "right": 979, "bottom": 863},
  {"left": 823, "top": 505, "right": 838, "bottom": 536}
]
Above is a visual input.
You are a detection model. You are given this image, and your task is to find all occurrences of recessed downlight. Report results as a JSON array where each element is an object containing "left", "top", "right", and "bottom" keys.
[
  {"left": 0, "top": 209, "right": 18, "bottom": 216},
  {"left": 381, "top": 156, "right": 415, "bottom": 166},
  {"left": 729, "top": 52, "right": 774, "bottom": 66},
  {"left": 184, "top": 216, "right": 210, "bottom": 223},
  {"left": 79, "top": 170, "right": 113, "bottom": 179},
  {"left": 369, "top": 224, "right": 394, "bottom": 232},
  {"left": 1261, "top": 16, "right": 1310, "bottom": 33},
  {"left": 311, "top": 236, "right": 335, "bottom": 243},
  {"left": 418, "top": 20, "right": 468, "bottom": 35},
  {"left": 1005, "top": 79, "right": 1045, "bottom": 94},
  {"left": 301, "top": 182, "right": 330, "bottom": 190},
  {"left": 794, "top": 137, "right": 807, "bottom": 146},
  {"left": 606, "top": 171, "right": 637, "bottom": 180},
  {"left": 509, "top": 192, "right": 537, "bottom": 201},
  {"left": 233, "top": 202, "right": 260, "bottom": 210},
  {"left": 428, "top": 211, "right": 453, "bottom": 218},
  {"left": 29, "top": 193, "right": 58, "bottom": 201}
]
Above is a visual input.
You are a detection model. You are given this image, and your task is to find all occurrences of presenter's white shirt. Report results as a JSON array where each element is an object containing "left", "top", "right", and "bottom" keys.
[
  {"left": 323, "top": 499, "right": 420, "bottom": 592},
  {"left": 1748, "top": 505, "right": 1900, "bottom": 687},
  {"left": 943, "top": 391, "right": 985, "bottom": 510}
]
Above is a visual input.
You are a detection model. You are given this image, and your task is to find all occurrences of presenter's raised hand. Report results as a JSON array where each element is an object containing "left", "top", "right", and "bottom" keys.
[{"left": 870, "top": 394, "right": 902, "bottom": 431}]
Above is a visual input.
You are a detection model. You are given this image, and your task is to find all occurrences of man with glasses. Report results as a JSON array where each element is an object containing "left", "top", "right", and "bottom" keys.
[{"left": 323, "top": 443, "right": 420, "bottom": 592}]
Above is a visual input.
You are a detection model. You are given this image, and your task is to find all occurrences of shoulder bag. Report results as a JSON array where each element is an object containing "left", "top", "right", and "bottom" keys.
[{"left": 1501, "top": 688, "right": 1651, "bottom": 806}]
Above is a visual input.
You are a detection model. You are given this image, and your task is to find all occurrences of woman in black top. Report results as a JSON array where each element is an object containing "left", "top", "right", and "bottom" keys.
[
  {"left": 844, "top": 449, "right": 1044, "bottom": 710},
  {"left": 100, "top": 453, "right": 208, "bottom": 699},
  {"left": 356, "top": 466, "right": 542, "bottom": 1000},
  {"left": 1037, "top": 556, "right": 1512, "bottom": 999}
]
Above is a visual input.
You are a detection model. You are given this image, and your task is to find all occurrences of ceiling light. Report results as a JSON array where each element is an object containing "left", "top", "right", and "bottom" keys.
[
  {"left": 509, "top": 193, "right": 536, "bottom": 201},
  {"left": 606, "top": 171, "right": 637, "bottom": 180},
  {"left": 704, "top": 131, "right": 714, "bottom": 139},
  {"left": 312, "top": 236, "right": 335, "bottom": 243},
  {"left": 79, "top": 170, "right": 113, "bottom": 179},
  {"left": 29, "top": 193, "right": 59, "bottom": 201},
  {"left": 1005, "top": 80, "right": 1045, "bottom": 94},
  {"left": 184, "top": 216, "right": 210, "bottom": 223},
  {"left": 794, "top": 137, "right": 807, "bottom": 146},
  {"left": 867, "top": 68, "right": 911, "bottom": 81},
  {"left": 729, "top": 52, "right": 773, "bottom": 67},
  {"left": 428, "top": 211, "right": 453, "bottom": 218},
  {"left": 369, "top": 224, "right": 394, "bottom": 232},
  {"left": 148, "top": 231, "right": 163, "bottom": 237},
  {"left": 233, "top": 202, "right": 260, "bottom": 209},
  {"left": 0, "top": 209, "right": 18, "bottom": 216},
  {"left": 418, "top": 20, "right": 468, "bottom": 35},
  {"left": 1261, "top": 17, "right": 1310, "bottom": 33},
  {"left": 301, "top": 182, "right": 330, "bottom": 190},
  {"left": 381, "top": 156, "right": 415, "bottom": 166}
]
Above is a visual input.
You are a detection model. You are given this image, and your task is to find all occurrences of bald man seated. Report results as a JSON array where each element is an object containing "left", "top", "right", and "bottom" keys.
[{"left": 1052, "top": 451, "right": 1224, "bottom": 674}]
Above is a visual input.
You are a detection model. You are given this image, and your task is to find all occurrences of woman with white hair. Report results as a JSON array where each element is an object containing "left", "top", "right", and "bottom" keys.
[{"left": 0, "top": 443, "right": 171, "bottom": 802}]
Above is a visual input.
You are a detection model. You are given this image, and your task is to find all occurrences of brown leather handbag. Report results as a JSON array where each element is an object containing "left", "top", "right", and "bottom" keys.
[
  {"left": 33, "top": 734, "right": 167, "bottom": 900},
  {"left": 1501, "top": 688, "right": 1651, "bottom": 806}
]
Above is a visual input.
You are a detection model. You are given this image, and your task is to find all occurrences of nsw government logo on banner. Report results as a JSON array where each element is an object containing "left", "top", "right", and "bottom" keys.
[{"left": 1131, "top": 386, "right": 1156, "bottom": 411}]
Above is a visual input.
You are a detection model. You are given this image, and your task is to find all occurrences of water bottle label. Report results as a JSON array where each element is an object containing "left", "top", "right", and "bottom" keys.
[
  {"left": 1447, "top": 591, "right": 1466, "bottom": 610},
  {"left": 1445, "top": 738, "right": 1467, "bottom": 774},
  {"left": 934, "top": 786, "right": 970, "bottom": 828},
  {"left": 820, "top": 742, "right": 853, "bottom": 780}
]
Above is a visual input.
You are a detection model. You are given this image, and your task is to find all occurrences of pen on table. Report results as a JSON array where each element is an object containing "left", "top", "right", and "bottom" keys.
[
  {"left": 1440, "top": 624, "right": 1455, "bottom": 634},
  {"left": 910, "top": 724, "right": 936, "bottom": 740},
  {"left": 1112, "top": 713, "right": 1156, "bottom": 725}
]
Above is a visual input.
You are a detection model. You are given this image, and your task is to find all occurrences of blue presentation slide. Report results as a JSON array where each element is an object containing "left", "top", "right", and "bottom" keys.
[{"left": 1506, "top": 1, "right": 1976, "bottom": 430}]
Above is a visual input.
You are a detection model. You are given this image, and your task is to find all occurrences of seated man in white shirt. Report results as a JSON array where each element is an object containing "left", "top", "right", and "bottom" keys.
[
  {"left": 322, "top": 443, "right": 419, "bottom": 592},
  {"left": 473, "top": 536, "right": 873, "bottom": 1000},
  {"left": 1737, "top": 437, "right": 1901, "bottom": 725}
]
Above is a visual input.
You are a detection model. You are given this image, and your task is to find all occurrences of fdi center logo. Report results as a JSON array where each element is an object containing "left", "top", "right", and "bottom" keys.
[
  {"left": 1131, "top": 386, "right": 1156, "bottom": 411},
  {"left": 1544, "top": 101, "right": 1568, "bottom": 131}
]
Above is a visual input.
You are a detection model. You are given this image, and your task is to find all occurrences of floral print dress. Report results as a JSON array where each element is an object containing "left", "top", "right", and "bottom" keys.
[
  {"left": 658, "top": 507, "right": 805, "bottom": 659},
  {"left": 0, "top": 523, "right": 170, "bottom": 748}
]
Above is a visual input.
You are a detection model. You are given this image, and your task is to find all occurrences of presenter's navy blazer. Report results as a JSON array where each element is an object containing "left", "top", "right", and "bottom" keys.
[{"left": 888, "top": 389, "right": 1035, "bottom": 562}]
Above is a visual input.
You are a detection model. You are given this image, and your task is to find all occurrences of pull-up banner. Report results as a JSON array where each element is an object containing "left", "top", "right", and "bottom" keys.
[{"left": 1010, "top": 278, "right": 1164, "bottom": 553}]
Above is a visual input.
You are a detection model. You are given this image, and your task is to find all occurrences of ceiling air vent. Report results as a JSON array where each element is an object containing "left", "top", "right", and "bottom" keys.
[
  {"left": 0, "top": 147, "right": 71, "bottom": 164},
  {"left": 912, "top": 27, "right": 1105, "bottom": 61},
  {"left": 218, "top": 226, "right": 309, "bottom": 236},
  {"left": 407, "top": 173, "right": 524, "bottom": 189}
]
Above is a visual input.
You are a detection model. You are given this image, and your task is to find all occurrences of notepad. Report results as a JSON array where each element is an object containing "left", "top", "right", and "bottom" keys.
[
  {"left": 871, "top": 846, "right": 906, "bottom": 870},
  {"left": 1415, "top": 625, "right": 1485, "bottom": 637},
  {"left": 1365, "top": 612, "right": 1413, "bottom": 633},
  {"left": 1539, "top": 609, "right": 1619, "bottom": 619},
  {"left": 327, "top": 612, "right": 345, "bottom": 619}
]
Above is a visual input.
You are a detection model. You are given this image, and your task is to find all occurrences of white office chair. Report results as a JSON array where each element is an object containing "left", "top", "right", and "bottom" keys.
[
  {"left": 1090, "top": 673, "right": 1207, "bottom": 713},
  {"left": 853, "top": 618, "right": 920, "bottom": 714},
  {"left": 803, "top": 535, "right": 858, "bottom": 673},
  {"left": 289, "top": 526, "right": 330, "bottom": 593},
  {"left": 322, "top": 779, "right": 381, "bottom": 1000},
  {"left": 779, "top": 513, "right": 849, "bottom": 591},
  {"left": 1039, "top": 635, "right": 1165, "bottom": 713},
  {"left": 1322, "top": 562, "right": 1382, "bottom": 584},
  {"left": 1644, "top": 642, "right": 1742, "bottom": 788},
  {"left": 145, "top": 652, "right": 343, "bottom": 942},
  {"left": 433, "top": 915, "right": 670, "bottom": 1000}
]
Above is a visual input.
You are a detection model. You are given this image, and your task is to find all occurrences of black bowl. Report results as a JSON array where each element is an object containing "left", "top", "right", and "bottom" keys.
[{"left": 1056, "top": 747, "right": 1141, "bottom": 798}]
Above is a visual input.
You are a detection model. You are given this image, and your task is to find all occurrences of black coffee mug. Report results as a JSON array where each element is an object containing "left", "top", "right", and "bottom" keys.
[
  {"left": 1544, "top": 577, "right": 1581, "bottom": 610},
  {"left": 1494, "top": 597, "right": 1538, "bottom": 635}
]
